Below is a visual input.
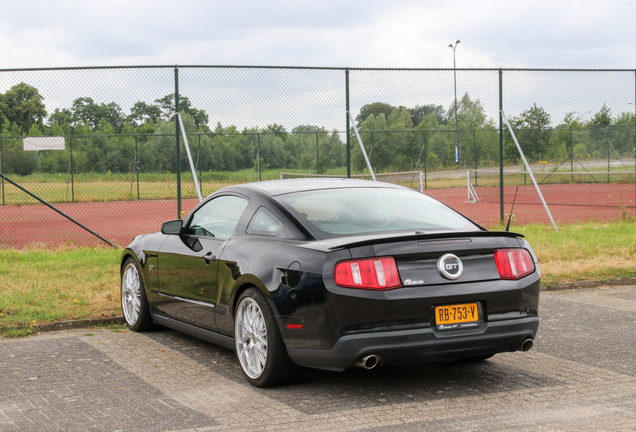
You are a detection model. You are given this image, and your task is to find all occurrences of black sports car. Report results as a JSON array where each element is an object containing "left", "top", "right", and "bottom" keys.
[{"left": 120, "top": 178, "right": 540, "bottom": 387}]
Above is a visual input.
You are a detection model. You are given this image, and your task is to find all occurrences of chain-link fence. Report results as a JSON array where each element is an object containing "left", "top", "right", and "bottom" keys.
[{"left": 0, "top": 66, "right": 635, "bottom": 248}]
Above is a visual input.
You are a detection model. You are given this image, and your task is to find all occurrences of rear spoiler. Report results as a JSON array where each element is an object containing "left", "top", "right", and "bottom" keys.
[{"left": 327, "top": 230, "right": 525, "bottom": 251}]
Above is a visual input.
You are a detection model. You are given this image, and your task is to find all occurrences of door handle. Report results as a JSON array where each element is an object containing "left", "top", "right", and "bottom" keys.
[{"left": 202, "top": 251, "right": 216, "bottom": 264}]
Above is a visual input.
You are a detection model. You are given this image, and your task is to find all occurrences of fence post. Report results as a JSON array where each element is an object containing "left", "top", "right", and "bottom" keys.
[
  {"left": 175, "top": 67, "right": 181, "bottom": 218},
  {"left": 473, "top": 130, "right": 478, "bottom": 187},
  {"left": 424, "top": 131, "right": 428, "bottom": 189},
  {"left": 607, "top": 143, "right": 611, "bottom": 183},
  {"left": 0, "top": 137, "right": 4, "bottom": 205},
  {"left": 197, "top": 134, "right": 202, "bottom": 195},
  {"left": 570, "top": 127, "right": 574, "bottom": 182},
  {"left": 257, "top": 133, "right": 261, "bottom": 181},
  {"left": 499, "top": 68, "right": 504, "bottom": 224},
  {"left": 135, "top": 135, "right": 140, "bottom": 200},
  {"left": 314, "top": 131, "right": 319, "bottom": 175},
  {"left": 345, "top": 68, "right": 351, "bottom": 178},
  {"left": 70, "top": 137, "right": 75, "bottom": 202}
]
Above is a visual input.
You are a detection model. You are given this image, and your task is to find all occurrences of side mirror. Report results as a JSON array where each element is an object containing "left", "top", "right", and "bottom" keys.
[{"left": 161, "top": 219, "right": 183, "bottom": 235}]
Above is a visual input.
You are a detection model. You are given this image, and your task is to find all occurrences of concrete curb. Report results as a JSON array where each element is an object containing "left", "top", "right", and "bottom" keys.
[
  {"left": 38, "top": 316, "right": 126, "bottom": 332},
  {"left": 541, "top": 277, "right": 636, "bottom": 291}
]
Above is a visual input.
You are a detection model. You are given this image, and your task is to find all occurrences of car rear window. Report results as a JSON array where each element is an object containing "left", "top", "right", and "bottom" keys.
[{"left": 278, "top": 187, "right": 479, "bottom": 238}]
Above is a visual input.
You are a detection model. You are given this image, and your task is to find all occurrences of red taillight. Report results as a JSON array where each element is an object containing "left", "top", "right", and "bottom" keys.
[
  {"left": 494, "top": 248, "right": 535, "bottom": 280},
  {"left": 334, "top": 257, "right": 401, "bottom": 290}
]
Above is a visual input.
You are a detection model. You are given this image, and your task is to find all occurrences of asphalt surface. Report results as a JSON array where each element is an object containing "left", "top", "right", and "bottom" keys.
[{"left": 1, "top": 285, "right": 635, "bottom": 432}]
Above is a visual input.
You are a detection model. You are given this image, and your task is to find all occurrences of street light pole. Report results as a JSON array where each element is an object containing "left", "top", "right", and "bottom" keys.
[{"left": 449, "top": 40, "right": 461, "bottom": 170}]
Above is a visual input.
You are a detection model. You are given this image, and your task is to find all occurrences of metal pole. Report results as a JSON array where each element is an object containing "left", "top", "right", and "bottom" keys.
[
  {"left": 608, "top": 142, "right": 611, "bottom": 183},
  {"left": 257, "top": 133, "right": 261, "bottom": 181},
  {"left": 449, "top": 40, "right": 461, "bottom": 170},
  {"left": 197, "top": 134, "right": 202, "bottom": 196},
  {"left": 70, "top": 137, "right": 75, "bottom": 202},
  {"left": 0, "top": 137, "right": 4, "bottom": 205},
  {"left": 502, "top": 110, "right": 558, "bottom": 231},
  {"left": 473, "top": 130, "right": 478, "bottom": 187},
  {"left": 0, "top": 172, "right": 118, "bottom": 248},
  {"left": 633, "top": 71, "right": 636, "bottom": 211},
  {"left": 499, "top": 69, "right": 504, "bottom": 224},
  {"left": 424, "top": 131, "right": 428, "bottom": 189},
  {"left": 175, "top": 67, "right": 181, "bottom": 218},
  {"left": 570, "top": 127, "right": 574, "bottom": 182},
  {"left": 315, "top": 131, "right": 319, "bottom": 175},
  {"left": 135, "top": 136, "right": 140, "bottom": 200},
  {"left": 346, "top": 68, "right": 351, "bottom": 178}
]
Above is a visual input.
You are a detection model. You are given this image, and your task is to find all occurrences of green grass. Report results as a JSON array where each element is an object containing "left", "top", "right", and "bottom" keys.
[
  {"left": 1, "top": 220, "right": 635, "bottom": 337},
  {"left": 513, "top": 221, "right": 636, "bottom": 285},
  {"left": 0, "top": 247, "right": 120, "bottom": 336}
]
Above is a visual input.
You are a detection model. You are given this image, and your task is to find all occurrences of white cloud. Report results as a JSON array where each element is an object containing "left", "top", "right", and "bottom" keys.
[{"left": 1, "top": 0, "right": 635, "bottom": 69}]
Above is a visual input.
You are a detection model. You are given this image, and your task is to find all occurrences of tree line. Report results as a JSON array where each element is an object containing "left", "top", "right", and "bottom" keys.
[{"left": 1, "top": 82, "right": 634, "bottom": 176}]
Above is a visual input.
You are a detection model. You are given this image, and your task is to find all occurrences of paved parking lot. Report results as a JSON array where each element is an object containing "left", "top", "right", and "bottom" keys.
[{"left": 1, "top": 285, "right": 635, "bottom": 432}]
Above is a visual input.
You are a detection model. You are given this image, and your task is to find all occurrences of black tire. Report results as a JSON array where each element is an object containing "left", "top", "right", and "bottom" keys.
[
  {"left": 234, "top": 288, "right": 302, "bottom": 387},
  {"left": 121, "top": 257, "right": 154, "bottom": 332}
]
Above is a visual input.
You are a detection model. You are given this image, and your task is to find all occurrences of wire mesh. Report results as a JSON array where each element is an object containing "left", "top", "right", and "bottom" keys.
[{"left": 0, "top": 66, "right": 634, "bottom": 248}]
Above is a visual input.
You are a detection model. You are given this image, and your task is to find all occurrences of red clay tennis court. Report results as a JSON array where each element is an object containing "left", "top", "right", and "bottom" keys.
[{"left": 1, "top": 183, "right": 634, "bottom": 249}]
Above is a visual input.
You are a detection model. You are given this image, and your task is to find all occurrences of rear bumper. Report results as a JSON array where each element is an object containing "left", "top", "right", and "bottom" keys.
[{"left": 287, "top": 317, "right": 539, "bottom": 371}]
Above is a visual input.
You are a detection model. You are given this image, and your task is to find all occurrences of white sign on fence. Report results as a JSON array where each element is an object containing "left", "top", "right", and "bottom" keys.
[{"left": 23, "top": 136, "right": 66, "bottom": 151}]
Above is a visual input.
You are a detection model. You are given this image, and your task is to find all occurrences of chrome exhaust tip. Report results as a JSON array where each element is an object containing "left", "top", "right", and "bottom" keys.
[
  {"left": 520, "top": 338, "right": 534, "bottom": 352},
  {"left": 355, "top": 354, "right": 380, "bottom": 370}
]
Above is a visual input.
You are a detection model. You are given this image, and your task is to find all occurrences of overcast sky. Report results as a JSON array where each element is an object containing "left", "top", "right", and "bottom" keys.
[{"left": 1, "top": 0, "right": 635, "bottom": 70}]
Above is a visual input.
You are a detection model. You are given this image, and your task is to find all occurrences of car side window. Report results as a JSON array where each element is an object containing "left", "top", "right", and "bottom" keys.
[
  {"left": 246, "top": 207, "right": 283, "bottom": 236},
  {"left": 187, "top": 195, "right": 248, "bottom": 239}
]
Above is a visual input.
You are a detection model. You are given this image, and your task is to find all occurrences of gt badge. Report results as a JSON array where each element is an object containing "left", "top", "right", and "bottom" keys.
[{"left": 437, "top": 254, "right": 463, "bottom": 280}]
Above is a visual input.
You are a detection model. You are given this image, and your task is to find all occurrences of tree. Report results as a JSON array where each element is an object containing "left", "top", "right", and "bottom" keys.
[
  {"left": 127, "top": 101, "right": 162, "bottom": 126},
  {"left": 1, "top": 119, "right": 38, "bottom": 175},
  {"left": 72, "top": 97, "right": 101, "bottom": 129},
  {"left": 47, "top": 108, "right": 74, "bottom": 130},
  {"left": 265, "top": 123, "right": 287, "bottom": 140},
  {"left": 355, "top": 102, "right": 398, "bottom": 128},
  {"left": 560, "top": 112, "right": 587, "bottom": 129},
  {"left": 590, "top": 104, "right": 612, "bottom": 126},
  {"left": 71, "top": 97, "right": 125, "bottom": 133},
  {"left": 355, "top": 106, "right": 415, "bottom": 172},
  {"left": 509, "top": 103, "right": 552, "bottom": 161},
  {"left": 1, "top": 83, "right": 47, "bottom": 133},
  {"left": 154, "top": 94, "right": 209, "bottom": 130},
  {"left": 615, "top": 111, "right": 635, "bottom": 125},
  {"left": 408, "top": 104, "right": 446, "bottom": 127},
  {"left": 454, "top": 93, "right": 488, "bottom": 129},
  {"left": 99, "top": 102, "right": 125, "bottom": 133},
  {"left": 588, "top": 104, "right": 613, "bottom": 155}
]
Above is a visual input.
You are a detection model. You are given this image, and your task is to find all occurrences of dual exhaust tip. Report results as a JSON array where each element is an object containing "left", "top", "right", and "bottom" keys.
[{"left": 355, "top": 339, "right": 533, "bottom": 370}]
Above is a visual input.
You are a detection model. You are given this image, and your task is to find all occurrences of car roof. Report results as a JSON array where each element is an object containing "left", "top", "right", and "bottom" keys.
[{"left": 233, "top": 178, "right": 407, "bottom": 196}]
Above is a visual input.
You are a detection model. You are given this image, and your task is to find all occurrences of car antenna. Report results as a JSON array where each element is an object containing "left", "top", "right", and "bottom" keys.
[{"left": 505, "top": 187, "right": 519, "bottom": 232}]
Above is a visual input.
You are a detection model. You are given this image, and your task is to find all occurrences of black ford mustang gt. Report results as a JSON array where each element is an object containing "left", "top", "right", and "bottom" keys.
[{"left": 120, "top": 178, "right": 540, "bottom": 387}]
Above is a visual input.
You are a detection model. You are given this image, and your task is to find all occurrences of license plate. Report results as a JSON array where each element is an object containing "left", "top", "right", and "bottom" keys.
[{"left": 435, "top": 303, "right": 480, "bottom": 330}]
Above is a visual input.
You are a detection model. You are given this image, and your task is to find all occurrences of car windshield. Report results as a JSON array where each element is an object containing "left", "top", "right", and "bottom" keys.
[{"left": 278, "top": 187, "right": 480, "bottom": 238}]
